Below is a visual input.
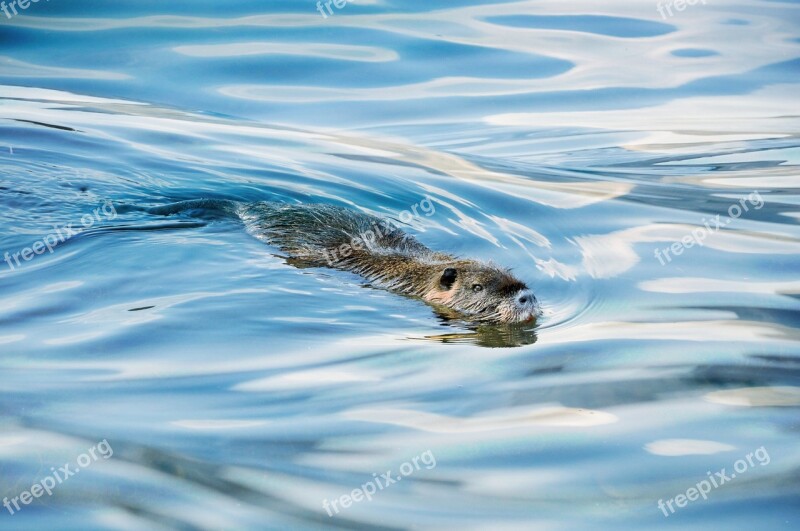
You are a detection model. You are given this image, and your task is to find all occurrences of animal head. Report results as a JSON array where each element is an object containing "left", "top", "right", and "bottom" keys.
[{"left": 424, "top": 261, "right": 539, "bottom": 323}]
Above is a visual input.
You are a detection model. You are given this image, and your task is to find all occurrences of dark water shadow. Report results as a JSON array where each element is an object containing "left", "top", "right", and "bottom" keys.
[{"left": 412, "top": 308, "right": 539, "bottom": 348}]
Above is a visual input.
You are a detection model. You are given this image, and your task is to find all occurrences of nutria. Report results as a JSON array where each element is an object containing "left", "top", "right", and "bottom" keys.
[{"left": 148, "top": 200, "right": 540, "bottom": 324}]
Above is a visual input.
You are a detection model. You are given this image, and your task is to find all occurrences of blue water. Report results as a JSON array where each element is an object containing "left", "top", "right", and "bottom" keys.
[{"left": 1, "top": 0, "right": 799, "bottom": 529}]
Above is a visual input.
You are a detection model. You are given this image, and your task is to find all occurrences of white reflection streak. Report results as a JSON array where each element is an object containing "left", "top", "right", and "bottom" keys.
[
  {"left": 576, "top": 223, "right": 800, "bottom": 279},
  {"left": 704, "top": 386, "right": 800, "bottom": 406},
  {"left": 540, "top": 319, "right": 800, "bottom": 344},
  {"left": 173, "top": 42, "right": 398, "bottom": 62},
  {"left": 644, "top": 439, "right": 735, "bottom": 456},
  {"left": 639, "top": 277, "right": 800, "bottom": 295},
  {"left": 234, "top": 369, "right": 381, "bottom": 391},
  {"left": 342, "top": 406, "right": 617, "bottom": 433}
]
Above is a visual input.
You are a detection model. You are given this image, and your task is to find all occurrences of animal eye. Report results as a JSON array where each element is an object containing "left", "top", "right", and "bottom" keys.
[{"left": 472, "top": 284, "right": 483, "bottom": 293}]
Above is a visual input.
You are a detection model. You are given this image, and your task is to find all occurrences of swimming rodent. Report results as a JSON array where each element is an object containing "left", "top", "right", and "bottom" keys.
[{"left": 147, "top": 199, "right": 540, "bottom": 324}]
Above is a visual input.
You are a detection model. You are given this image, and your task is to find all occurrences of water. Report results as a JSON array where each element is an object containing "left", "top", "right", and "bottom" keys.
[{"left": 1, "top": 0, "right": 799, "bottom": 529}]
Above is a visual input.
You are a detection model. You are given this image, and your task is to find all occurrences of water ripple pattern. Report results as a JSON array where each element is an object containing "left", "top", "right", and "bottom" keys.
[{"left": 1, "top": 0, "right": 799, "bottom": 529}]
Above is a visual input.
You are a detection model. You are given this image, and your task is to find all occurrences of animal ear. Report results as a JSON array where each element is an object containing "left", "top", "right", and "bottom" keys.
[{"left": 440, "top": 267, "right": 457, "bottom": 290}]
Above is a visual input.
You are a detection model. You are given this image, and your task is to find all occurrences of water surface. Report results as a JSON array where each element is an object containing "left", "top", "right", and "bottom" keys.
[{"left": 1, "top": 0, "right": 799, "bottom": 529}]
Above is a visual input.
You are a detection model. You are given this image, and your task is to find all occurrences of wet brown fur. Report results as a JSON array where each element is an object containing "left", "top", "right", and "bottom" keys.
[
  {"left": 149, "top": 199, "right": 538, "bottom": 323},
  {"left": 236, "top": 202, "right": 538, "bottom": 323}
]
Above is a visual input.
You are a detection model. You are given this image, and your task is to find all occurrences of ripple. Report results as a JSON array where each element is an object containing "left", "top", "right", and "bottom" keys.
[
  {"left": 541, "top": 319, "right": 800, "bottom": 344},
  {"left": 705, "top": 386, "right": 800, "bottom": 406},
  {"left": 672, "top": 48, "right": 720, "bottom": 58},
  {"left": 173, "top": 42, "right": 399, "bottom": 62},
  {"left": 483, "top": 15, "right": 675, "bottom": 38},
  {"left": 171, "top": 420, "right": 269, "bottom": 430},
  {"left": 639, "top": 277, "right": 800, "bottom": 295},
  {"left": 0, "top": 56, "right": 130, "bottom": 79},
  {"left": 342, "top": 406, "right": 618, "bottom": 432},
  {"left": 1, "top": 2, "right": 799, "bottom": 528},
  {"left": 486, "top": 84, "right": 800, "bottom": 140},
  {"left": 644, "top": 439, "right": 736, "bottom": 456},
  {"left": 234, "top": 369, "right": 382, "bottom": 391}
]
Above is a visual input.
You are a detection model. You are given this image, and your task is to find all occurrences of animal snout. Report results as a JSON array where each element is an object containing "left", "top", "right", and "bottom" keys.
[
  {"left": 516, "top": 290, "right": 534, "bottom": 305},
  {"left": 515, "top": 290, "right": 539, "bottom": 315}
]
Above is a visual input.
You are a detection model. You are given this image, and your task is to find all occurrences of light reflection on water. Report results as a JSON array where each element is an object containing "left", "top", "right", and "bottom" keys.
[{"left": 1, "top": 0, "right": 799, "bottom": 529}]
